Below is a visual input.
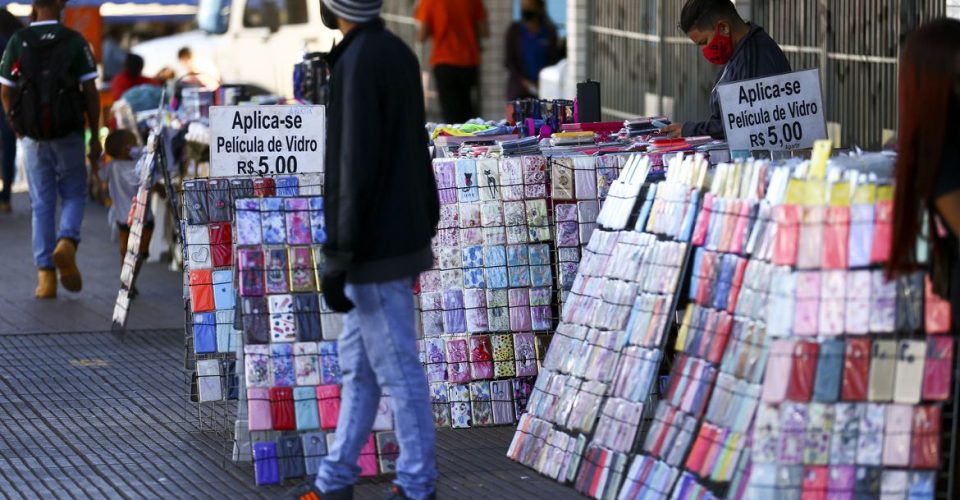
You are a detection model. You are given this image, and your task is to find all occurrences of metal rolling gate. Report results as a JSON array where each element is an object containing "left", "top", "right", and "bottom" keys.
[{"left": 588, "top": 0, "right": 946, "bottom": 149}]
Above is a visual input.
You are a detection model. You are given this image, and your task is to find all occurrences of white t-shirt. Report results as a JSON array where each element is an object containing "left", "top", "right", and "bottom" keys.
[{"left": 102, "top": 159, "right": 153, "bottom": 225}]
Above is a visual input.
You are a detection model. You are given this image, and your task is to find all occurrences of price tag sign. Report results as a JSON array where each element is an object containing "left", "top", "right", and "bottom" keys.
[
  {"left": 717, "top": 69, "right": 827, "bottom": 152},
  {"left": 210, "top": 105, "right": 325, "bottom": 177}
]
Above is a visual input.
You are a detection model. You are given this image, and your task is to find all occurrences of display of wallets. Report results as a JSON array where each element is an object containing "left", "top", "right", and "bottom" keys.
[
  {"left": 183, "top": 179, "right": 210, "bottom": 225},
  {"left": 492, "top": 334, "right": 517, "bottom": 378},
  {"left": 260, "top": 197, "right": 286, "bottom": 244},
  {"left": 813, "top": 339, "right": 844, "bottom": 403},
  {"left": 867, "top": 340, "right": 897, "bottom": 402},
  {"left": 238, "top": 248, "right": 266, "bottom": 297},
  {"left": 317, "top": 385, "right": 340, "bottom": 430},
  {"left": 242, "top": 297, "right": 270, "bottom": 344},
  {"left": 445, "top": 338, "right": 470, "bottom": 384},
  {"left": 842, "top": 338, "right": 871, "bottom": 401},
  {"left": 247, "top": 387, "right": 272, "bottom": 431},
  {"left": 468, "top": 335, "right": 494, "bottom": 380},
  {"left": 252, "top": 441, "right": 280, "bottom": 485},
  {"left": 893, "top": 340, "right": 926, "bottom": 404},
  {"left": 302, "top": 431, "right": 327, "bottom": 475},
  {"left": 193, "top": 312, "right": 216, "bottom": 354},
  {"left": 449, "top": 384, "right": 472, "bottom": 428},
  {"left": 923, "top": 337, "right": 954, "bottom": 401},
  {"left": 430, "top": 382, "right": 451, "bottom": 427}
]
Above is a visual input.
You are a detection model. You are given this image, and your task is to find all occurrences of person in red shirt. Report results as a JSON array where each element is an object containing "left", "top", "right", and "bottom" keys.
[
  {"left": 415, "top": 0, "right": 488, "bottom": 124},
  {"left": 109, "top": 53, "right": 158, "bottom": 101}
]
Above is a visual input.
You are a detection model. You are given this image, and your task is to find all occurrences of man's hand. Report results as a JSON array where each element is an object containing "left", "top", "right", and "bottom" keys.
[
  {"left": 321, "top": 271, "right": 354, "bottom": 313},
  {"left": 87, "top": 136, "right": 102, "bottom": 170},
  {"left": 659, "top": 123, "right": 683, "bottom": 138}
]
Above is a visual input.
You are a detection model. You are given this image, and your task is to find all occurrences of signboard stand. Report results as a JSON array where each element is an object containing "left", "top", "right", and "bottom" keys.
[{"left": 717, "top": 68, "right": 827, "bottom": 154}]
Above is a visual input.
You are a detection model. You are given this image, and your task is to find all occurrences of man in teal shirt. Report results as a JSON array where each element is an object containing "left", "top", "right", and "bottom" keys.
[{"left": 0, "top": 0, "right": 102, "bottom": 298}]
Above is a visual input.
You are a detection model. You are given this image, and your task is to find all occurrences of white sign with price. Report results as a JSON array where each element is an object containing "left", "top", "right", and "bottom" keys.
[
  {"left": 717, "top": 69, "right": 827, "bottom": 152},
  {"left": 210, "top": 105, "right": 325, "bottom": 177}
]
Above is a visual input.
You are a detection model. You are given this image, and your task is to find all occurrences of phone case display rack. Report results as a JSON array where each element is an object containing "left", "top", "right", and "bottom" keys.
[
  {"left": 507, "top": 151, "right": 960, "bottom": 500},
  {"left": 178, "top": 175, "right": 403, "bottom": 486},
  {"left": 417, "top": 152, "right": 646, "bottom": 429}
]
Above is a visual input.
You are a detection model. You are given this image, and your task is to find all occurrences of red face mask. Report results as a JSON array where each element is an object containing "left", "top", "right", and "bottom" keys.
[{"left": 702, "top": 25, "right": 734, "bottom": 65}]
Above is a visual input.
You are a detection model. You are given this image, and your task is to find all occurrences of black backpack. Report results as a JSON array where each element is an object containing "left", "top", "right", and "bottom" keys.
[{"left": 9, "top": 28, "right": 86, "bottom": 140}]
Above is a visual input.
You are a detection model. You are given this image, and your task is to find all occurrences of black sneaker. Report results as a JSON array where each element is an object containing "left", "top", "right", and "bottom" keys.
[
  {"left": 385, "top": 485, "right": 436, "bottom": 500},
  {"left": 287, "top": 480, "right": 354, "bottom": 500}
]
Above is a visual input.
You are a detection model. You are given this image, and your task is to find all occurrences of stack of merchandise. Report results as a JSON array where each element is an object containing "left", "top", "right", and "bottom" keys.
[
  {"left": 507, "top": 148, "right": 956, "bottom": 499},
  {"left": 499, "top": 137, "right": 542, "bottom": 157},
  {"left": 180, "top": 175, "right": 400, "bottom": 486},
  {"left": 506, "top": 153, "right": 708, "bottom": 498}
]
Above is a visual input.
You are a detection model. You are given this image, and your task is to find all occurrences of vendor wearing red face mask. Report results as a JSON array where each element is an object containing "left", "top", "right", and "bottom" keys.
[{"left": 661, "top": 0, "right": 791, "bottom": 139}]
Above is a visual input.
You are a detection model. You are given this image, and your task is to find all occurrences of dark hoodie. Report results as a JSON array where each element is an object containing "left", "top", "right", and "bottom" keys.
[
  {"left": 323, "top": 19, "right": 440, "bottom": 283},
  {"left": 682, "top": 24, "right": 792, "bottom": 139}
]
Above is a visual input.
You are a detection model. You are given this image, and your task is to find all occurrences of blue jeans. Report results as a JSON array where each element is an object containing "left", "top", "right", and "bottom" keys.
[
  {"left": 22, "top": 133, "right": 87, "bottom": 269},
  {"left": 316, "top": 278, "right": 437, "bottom": 499}
]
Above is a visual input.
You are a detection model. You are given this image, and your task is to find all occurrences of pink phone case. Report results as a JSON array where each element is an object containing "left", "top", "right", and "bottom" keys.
[{"left": 761, "top": 339, "right": 794, "bottom": 403}]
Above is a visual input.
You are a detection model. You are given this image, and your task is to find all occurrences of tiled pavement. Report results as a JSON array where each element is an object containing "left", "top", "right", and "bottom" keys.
[{"left": 0, "top": 194, "right": 582, "bottom": 499}]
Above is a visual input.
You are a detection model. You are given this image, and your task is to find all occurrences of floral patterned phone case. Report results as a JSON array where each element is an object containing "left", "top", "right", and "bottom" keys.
[
  {"left": 430, "top": 382, "right": 451, "bottom": 427},
  {"left": 260, "top": 197, "right": 286, "bottom": 245},
  {"left": 293, "top": 342, "right": 320, "bottom": 386},
  {"left": 309, "top": 197, "right": 326, "bottom": 244},
  {"left": 449, "top": 384, "right": 473, "bottom": 429},
  {"left": 288, "top": 246, "right": 316, "bottom": 293},
  {"left": 265, "top": 248, "right": 290, "bottom": 295},
  {"left": 468, "top": 335, "right": 494, "bottom": 380},
  {"left": 469, "top": 381, "right": 494, "bottom": 426},
  {"left": 283, "top": 198, "right": 312, "bottom": 245},
  {"left": 434, "top": 160, "right": 457, "bottom": 204},
  {"left": 235, "top": 198, "right": 262, "bottom": 245},
  {"left": 492, "top": 334, "right": 517, "bottom": 378},
  {"left": 445, "top": 338, "right": 470, "bottom": 384}
]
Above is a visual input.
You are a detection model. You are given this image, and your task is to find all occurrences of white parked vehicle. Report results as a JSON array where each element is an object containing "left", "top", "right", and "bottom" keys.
[{"left": 132, "top": 0, "right": 341, "bottom": 97}]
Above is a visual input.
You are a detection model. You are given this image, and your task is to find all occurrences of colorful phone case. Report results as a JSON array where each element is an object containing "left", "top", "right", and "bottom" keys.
[
  {"left": 867, "top": 340, "right": 897, "bottom": 402},
  {"left": 469, "top": 381, "right": 494, "bottom": 426},
  {"left": 842, "top": 338, "right": 871, "bottom": 401},
  {"left": 284, "top": 198, "right": 312, "bottom": 245},
  {"left": 813, "top": 339, "right": 844, "bottom": 403},
  {"left": 468, "top": 335, "right": 494, "bottom": 380},
  {"left": 235, "top": 198, "right": 262, "bottom": 245},
  {"left": 923, "top": 337, "right": 955, "bottom": 401},
  {"left": 294, "top": 293, "right": 322, "bottom": 341},
  {"left": 242, "top": 297, "right": 270, "bottom": 344},
  {"left": 893, "top": 340, "right": 925, "bottom": 404},
  {"left": 252, "top": 441, "right": 279, "bottom": 485},
  {"left": 319, "top": 341, "right": 341, "bottom": 385},
  {"left": 183, "top": 179, "right": 209, "bottom": 225},
  {"left": 278, "top": 435, "right": 305, "bottom": 480},
  {"left": 253, "top": 177, "right": 276, "bottom": 197},
  {"left": 265, "top": 248, "right": 290, "bottom": 294},
  {"left": 193, "top": 312, "right": 217, "bottom": 354},
  {"left": 430, "top": 382, "right": 451, "bottom": 427},
  {"left": 786, "top": 340, "right": 818, "bottom": 402},
  {"left": 911, "top": 406, "right": 941, "bottom": 469},
  {"left": 761, "top": 339, "right": 793, "bottom": 403},
  {"left": 294, "top": 386, "right": 320, "bottom": 430},
  {"left": 229, "top": 178, "right": 254, "bottom": 199},
  {"left": 317, "top": 385, "right": 341, "bottom": 430},
  {"left": 445, "top": 338, "right": 471, "bottom": 384},
  {"left": 270, "top": 342, "right": 295, "bottom": 386},
  {"left": 275, "top": 175, "right": 299, "bottom": 197},
  {"left": 882, "top": 404, "right": 912, "bottom": 467},
  {"left": 268, "top": 294, "right": 297, "bottom": 342},
  {"left": 492, "top": 334, "right": 517, "bottom": 378},
  {"left": 238, "top": 248, "right": 265, "bottom": 297},
  {"left": 189, "top": 269, "right": 215, "bottom": 312},
  {"left": 206, "top": 178, "right": 232, "bottom": 222},
  {"left": 247, "top": 386, "right": 272, "bottom": 430}
]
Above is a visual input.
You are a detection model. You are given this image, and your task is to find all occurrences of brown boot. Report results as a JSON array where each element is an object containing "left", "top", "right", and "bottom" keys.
[
  {"left": 35, "top": 269, "right": 56, "bottom": 299},
  {"left": 53, "top": 238, "right": 83, "bottom": 292}
]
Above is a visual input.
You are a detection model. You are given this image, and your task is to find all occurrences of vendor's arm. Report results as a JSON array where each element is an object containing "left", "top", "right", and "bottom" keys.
[{"left": 681, "top": 113, "right": 725, "bottom": 138}]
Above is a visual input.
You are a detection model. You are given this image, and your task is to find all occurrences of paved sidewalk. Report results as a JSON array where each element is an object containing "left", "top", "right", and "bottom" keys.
[
  {"left": 0, "top": 193, "right": 583, "bottom": 499},
  {"left": 0, "top": 194, "right": 184, "bottom": 334}
]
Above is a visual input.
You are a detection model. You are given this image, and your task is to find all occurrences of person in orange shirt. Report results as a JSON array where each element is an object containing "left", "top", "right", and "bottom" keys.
[{"left": 415, "top": 0, "right": 488, "bottom": 124}]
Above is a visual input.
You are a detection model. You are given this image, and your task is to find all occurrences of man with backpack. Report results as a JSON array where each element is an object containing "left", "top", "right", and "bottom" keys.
[{"left": 0, "top": 0, "right": 101, "bottom": 299}]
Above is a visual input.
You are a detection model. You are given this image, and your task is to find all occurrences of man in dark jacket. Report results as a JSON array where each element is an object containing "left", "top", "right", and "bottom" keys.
[
  {"left": 293, "top": 1, "right": 439, "bottom": 499},
  {"left": 662, "top": 0, "right": 791, "bottom": 139}
]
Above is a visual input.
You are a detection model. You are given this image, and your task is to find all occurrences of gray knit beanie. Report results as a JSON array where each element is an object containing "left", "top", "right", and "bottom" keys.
[{"left": 321, "top": 0, "right": 383, "bottom": 23}]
